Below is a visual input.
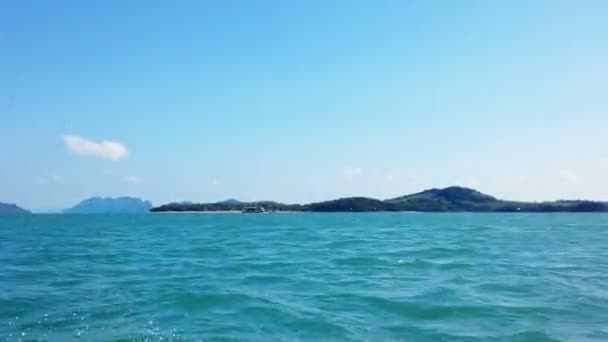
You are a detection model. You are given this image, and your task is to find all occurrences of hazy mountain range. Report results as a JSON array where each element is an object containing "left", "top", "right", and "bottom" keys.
[
  {"left": 0, "top": 202, "right": 30, "bottom": 214},
  {"left": 63, "top": 197, "right": 153, "bottom": 214}
]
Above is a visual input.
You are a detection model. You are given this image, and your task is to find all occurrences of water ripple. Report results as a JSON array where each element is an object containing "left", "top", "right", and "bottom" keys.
[{"left": 1, "top": 213, "right": 608, "bottom": 340}]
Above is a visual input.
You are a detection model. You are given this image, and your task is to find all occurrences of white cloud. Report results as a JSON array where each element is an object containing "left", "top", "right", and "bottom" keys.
[
  {"left": 63, "top": 135, "right": 128, "bottom": 161},
  {"left": 124, "top": 176, "right": 144, "bottom": 184},
  {"left": 600, "top": 157, "right": 608, "bottom": 169}
]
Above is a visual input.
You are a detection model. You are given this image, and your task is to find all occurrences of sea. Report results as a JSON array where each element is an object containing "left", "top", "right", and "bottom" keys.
[{"left": 1, "top": 213, "right": 607, "bottom": 341}]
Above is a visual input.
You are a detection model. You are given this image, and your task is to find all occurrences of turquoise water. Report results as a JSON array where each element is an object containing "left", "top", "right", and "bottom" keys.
[{"left": 1, "top": 213, "right": 608, "bottom": 341}]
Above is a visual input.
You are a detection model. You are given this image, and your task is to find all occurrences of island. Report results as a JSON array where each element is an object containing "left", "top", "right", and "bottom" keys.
[{"left": 150, "top": 186, "right": 608, "bottom": 213}]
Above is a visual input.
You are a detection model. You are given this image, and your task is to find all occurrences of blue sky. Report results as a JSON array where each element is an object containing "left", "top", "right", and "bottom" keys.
[{"left": 1, "top": 0, "right": 607, "bottom": 211}]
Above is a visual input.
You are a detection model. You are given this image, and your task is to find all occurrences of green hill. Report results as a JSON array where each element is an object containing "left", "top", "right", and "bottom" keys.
[{"left": 385, "top": 186, "right": 500, "bottom": 211}]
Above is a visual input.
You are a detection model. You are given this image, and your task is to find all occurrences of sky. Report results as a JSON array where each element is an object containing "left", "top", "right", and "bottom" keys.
[{"left": 1, "top": 0, "right": 607, "bottom": 211}]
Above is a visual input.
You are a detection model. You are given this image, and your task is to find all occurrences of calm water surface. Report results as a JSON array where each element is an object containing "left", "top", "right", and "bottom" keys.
[{"left": 1, "top": 213, "right": 608, "bottom": 341}]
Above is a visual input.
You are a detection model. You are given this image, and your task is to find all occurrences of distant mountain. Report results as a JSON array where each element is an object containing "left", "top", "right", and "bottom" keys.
[
  {"left": 150, "top": 186, "right": 608, "bottom": 213},
  {"left": 0, "top": 202, "right": 30, "bottom": 214},
  {"left": 64, "top": 197, "right": 152, "bottom": 214}
]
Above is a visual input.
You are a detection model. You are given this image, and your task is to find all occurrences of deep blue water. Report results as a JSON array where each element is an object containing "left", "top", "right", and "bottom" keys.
[{"left": 1, "top": 213, "right": 608, "bottom": 341}]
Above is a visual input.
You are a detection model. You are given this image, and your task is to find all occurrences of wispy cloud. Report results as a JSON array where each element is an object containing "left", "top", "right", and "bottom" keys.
[
  {"left": 341, "top": 166, "right": 364, "bottom": 181},
  {"left": 35, "top": 175, "right": 64, "bottom": 186},
  {"left": 462, "top": 177, "right": 482, "bottom": 189},
  {"left": 124, "top": 176, "right": 144, "bottom": 184},
  {"left": 558, "top": 169, "right": 581, "bottom": 185},
  {"left": 63, "top": 135, "right": 128, "bottom": 161}
]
